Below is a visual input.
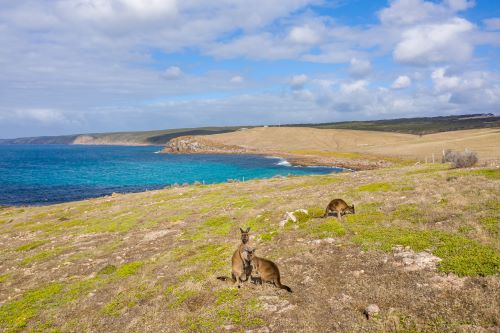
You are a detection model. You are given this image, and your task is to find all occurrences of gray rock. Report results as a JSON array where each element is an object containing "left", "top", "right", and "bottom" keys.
[{"left": 364, "top": 304, "right": 380, "bottom": 319}]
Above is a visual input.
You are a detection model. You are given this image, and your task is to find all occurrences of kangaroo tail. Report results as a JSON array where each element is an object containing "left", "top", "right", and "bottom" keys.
[
  {"left": 322, "top": 207, "right": 329, "bottom": 218},
  {"left": 280, "top": 284, "right": 292, "bottom": 292},
  {"left": 276, "top": 276, "right": 292, "bottom": 292},
  {"left": 217, "top": 276, "right": 229, "bottom": 281}
]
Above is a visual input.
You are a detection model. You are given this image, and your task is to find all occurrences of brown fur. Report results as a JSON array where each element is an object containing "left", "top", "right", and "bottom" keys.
[
  {"left": 243, "top": 248, "right": 292, "bottom": 293},
  {"left": 217, "top": 227, "right": 251, "bottom": 287},
  {"left": 323, "top": 198, "right": 355, "bottom": 220}
]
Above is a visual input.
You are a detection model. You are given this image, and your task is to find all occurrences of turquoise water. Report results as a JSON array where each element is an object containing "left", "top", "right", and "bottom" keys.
[{"left": 0, "top": 145, "right": 343, "bottom": 205}]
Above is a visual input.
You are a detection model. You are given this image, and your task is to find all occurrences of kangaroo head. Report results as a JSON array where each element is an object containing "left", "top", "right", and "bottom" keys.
[
  {"left": 243, "top": 247, "right": 255, "bottom": 262},
  {"left": 350, "top": 204, "right": 355, "bottom": 214},
  {"left": 239, "top": 227, "right": 250, "bottom": 244}
]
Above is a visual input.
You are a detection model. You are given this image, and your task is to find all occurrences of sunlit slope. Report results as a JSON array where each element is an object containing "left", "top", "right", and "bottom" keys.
[{"left": 204, "top": 127, "right": 500, "bottom": 161}]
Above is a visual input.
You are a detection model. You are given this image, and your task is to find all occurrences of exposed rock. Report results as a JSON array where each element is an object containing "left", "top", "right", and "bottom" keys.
[
  {"left": 245, "top": 327, "right": 270, "bottom": 333},
  {"left": 258, "top": 296, "right": 294, "bottom": 315},
  {"left": 279, "top": 209, "right": 308, "bottom": 228},
  {"left": 162, "top": 136, "right": 247, "bottom": 154},
  {"left": 392, "top": 245, "right": 441, "bottom": 271},
  {"left": 142, "top": 229, "right": 175, "bottom": 242},
  {"left": 364, "top": 304, "right": 380, "bottom": 319}
]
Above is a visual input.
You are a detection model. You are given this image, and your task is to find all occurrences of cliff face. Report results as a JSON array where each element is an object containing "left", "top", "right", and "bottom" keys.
[{"left": 161, "top": 136, "right": 248, "bottom": 154}]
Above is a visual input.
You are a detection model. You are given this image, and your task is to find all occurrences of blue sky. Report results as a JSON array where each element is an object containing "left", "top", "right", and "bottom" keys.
[{"left": 0, "top": 0, "right": 499, "bottom": 138}]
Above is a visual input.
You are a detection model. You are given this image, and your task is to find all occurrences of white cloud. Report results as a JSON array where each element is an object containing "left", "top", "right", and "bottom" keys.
[
  {"left": 394, "top": 18, "right": 474, "bottom": 65},
  {"left": 348, "top": 58, "right": 372, "bottom": 78},
  {"left": 58, "top": 0, "right": 178, "bottom": 22},
  {"left": 392, "top": 75, "right": 412, "bottom": 89},
  {"left": 431, "top": 68, "right": 461, "bottom": 92},
  {"left": 230, "top": 75, "right": 244, "bottom": 83},
  {"left": 444, "top": 0, "right": 475, "bottom": 11},
  {"left": 290, "top": 74, "right": 308, "bottom": 90},
  {"left": 484, "top": 18, "right": 500, "bottom": 31},
  {"left": 340, "top": 80, "right": 368, "bottom": 94},
  {"left": 14, "top": 108, "right": 67, "bottom": 123},
  {"left": 162, "top": 66, "right": 183, "bottom": 80},
  {"left": 288, "top": 25, "right": 321, "bottom": 44}
]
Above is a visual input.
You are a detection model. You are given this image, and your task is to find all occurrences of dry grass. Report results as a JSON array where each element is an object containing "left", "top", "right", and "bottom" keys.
[
  {"left": 0, "top": 165, "right": 499, "bottom": 332},
  {"left": 203, "top": 127, "right": 500, "bottom": 163}
]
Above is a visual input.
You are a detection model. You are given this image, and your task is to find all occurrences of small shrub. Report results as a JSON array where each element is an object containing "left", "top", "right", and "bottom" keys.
[
  {"left": 15, "top": 240, "right": 47, "bottom": 252},
  {"left": 442, "top": 149, "right": 478, "bottom": 168},
  {"left": 98, "top": 264, "right": 117, "bottom": 275}
]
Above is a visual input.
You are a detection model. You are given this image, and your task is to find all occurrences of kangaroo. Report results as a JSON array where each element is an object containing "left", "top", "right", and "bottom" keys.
[
  {"left": 323, "top": 198, "right": 355, "bottom": 220},
  {"left": 217, "top": 227, "right": 251, "bottom": 287},
  {"left": 243, "top": 248, "right": 292, "bottom": 293}
]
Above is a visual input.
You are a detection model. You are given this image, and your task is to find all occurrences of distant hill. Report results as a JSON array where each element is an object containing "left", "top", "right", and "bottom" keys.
[
  {"left": 0, "top": 113, "right": 498, "bottom": 145},
  {"left": 284, "top": 113, "right": 500, "bottom": 135},
  {"left": 0, "top": 127, "right": 246, "bottom": 145}
]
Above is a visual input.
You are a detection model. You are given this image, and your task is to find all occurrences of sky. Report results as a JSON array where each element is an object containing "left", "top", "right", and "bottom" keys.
[{"left": 0, "top": 0, "right": 499, "bottom": 138}]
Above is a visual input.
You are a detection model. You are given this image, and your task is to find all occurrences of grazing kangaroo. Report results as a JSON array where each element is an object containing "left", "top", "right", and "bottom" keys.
[
  {"left": 243, "top": 248, "right": 292, "bottom": 293},
  {"left": 323, "top": 198, "right": 355, "bottom": 220},
  {"left": 217, "top": 227, "right": 251, "bottom": 287}
]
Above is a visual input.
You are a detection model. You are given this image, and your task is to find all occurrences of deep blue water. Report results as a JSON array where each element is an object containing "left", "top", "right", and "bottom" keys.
[{"left": 0, "top": 145, "right": 343, "bottom": 206}]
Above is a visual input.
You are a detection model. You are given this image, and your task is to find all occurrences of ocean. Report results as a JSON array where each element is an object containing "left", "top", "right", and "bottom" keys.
[{"left": 0, "top": 144, "right": 343, "bottom": 205}]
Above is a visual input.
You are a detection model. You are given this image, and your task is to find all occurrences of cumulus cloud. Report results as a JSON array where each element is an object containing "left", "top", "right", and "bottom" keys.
[
  {"left": 288, "top": 25, "right": 321, "bottom": 44},
  {"left": 394, "top": 18, "right": 474, "bottom": 65},
  {"left": 0, "top": 0, "right": 499, "bottom": 138},
  {"left": 348, "top": 58, "right": 372, "bottom": 78},
  {"left": 290, "top": 74, "right": 308, "bottom": 90},
  {"left": 392, "top": 75, "right": 412, "bottom": 89},
  {"left": 230, "top": 75, "right": 244, "bottom": 83},
  {"left": 162, "top": 66, "right": 183, "bottom": 80}
]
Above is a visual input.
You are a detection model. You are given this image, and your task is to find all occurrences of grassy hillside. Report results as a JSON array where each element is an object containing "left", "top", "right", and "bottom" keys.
[
  {"left": 0, "top": 164, "right": 498, "bottom": 332},
  {"left": 204, "top": 127, "right": 500, "bottom": 162}
]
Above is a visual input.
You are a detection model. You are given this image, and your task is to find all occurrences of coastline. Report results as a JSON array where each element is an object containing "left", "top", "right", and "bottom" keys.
[{"left": 160, "top": 136, "right": 397, "bottom": 171}]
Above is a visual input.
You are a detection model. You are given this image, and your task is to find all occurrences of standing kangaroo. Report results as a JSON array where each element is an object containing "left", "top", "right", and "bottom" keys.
[
  {"left": 243, "top": 248, "right": 292, "bottom": 293},
  {"left": 217, "top": 227, "right": 251, "bottom": 287},
  {"left": 323, "top": 198, "right": 355, "bottom": 220}
]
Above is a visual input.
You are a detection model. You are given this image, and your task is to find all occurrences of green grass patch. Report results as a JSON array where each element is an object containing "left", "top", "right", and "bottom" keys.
[
  {"left": 97, "top": 264, "right": 117, "bottom": 275},
  {"left": 258, "top": 230, "right": 278, "bottom": 242},
  {"left": 0, "top": 282, "right": 64, "bottom": 332},
  {"left": 174, "top": 244, "right": 233, "bottom": 273},
  {"left": 308, "top": 218, "right": 346, "bottom": 238},
  {"left": 215, "top": 288, "right": 239, "bottom": 305},
  {"left": 391, "top": 204, "right": 425, "bottom": 223},
  {"left": 0, "top": 273, "right": 12, "bottom": 283},
  {"left": 114, "top": 261, "right": 144, "bottom": 278},
  {"left": 0, "top": 258, "right": 148, "bottom": 331},
  {"left": 471, "top": 169, "right": 500, "bottom": 180},
  {"left": 203, "top": 216, "right": 233, "bottom": 236},
  {"left": 352, "top": 226, "right": 500, "bottom": 276},
  {"left": 167, "top": 289, "right": 198, "bottom": 309},
  {"left": 306, "top": 205, "right": 326, "bottom": 218},
  {"left": 20, "top": 247, "right": 66, "bottom": 266},
  {"left": 480, "top": 217, "right": 499, "bottom": 236},
  {"left": 102, "top": 284, "right": 156, "bottom": 315},
  {"left": 15, "top": 240, "right": 48, "bottom": 252},
  {"left": 245, "top": 212, "right": 273, "bottom": 232},
  {"left": 356, "top": 182, "right": 394, "bottom": 192}
]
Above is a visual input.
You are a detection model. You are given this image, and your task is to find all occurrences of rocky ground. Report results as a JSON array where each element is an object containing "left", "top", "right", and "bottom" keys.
[{"left": 0, "top": 164, "right": 499, "bottom": 332}]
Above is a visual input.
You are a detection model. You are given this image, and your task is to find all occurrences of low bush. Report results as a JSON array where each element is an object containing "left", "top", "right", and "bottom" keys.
[{"left": 442, "top": 149, "right": 478, "bottom": 168}]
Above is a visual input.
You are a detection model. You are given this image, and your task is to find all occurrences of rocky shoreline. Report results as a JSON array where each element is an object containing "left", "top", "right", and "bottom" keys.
[{"left": 161, "top": 136, "right": 395, "bottom": 170}]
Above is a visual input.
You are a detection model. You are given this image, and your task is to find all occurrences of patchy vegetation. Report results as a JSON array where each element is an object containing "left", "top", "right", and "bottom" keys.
[{"left": 0, "top": 163, "right": 498, "bottom": 332}]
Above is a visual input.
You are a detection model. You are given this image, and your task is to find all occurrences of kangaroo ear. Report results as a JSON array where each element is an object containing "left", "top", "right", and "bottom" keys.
[
  {"left": 240, "top": 228, "right": 245, "bottom": 233},
  {"left": 246, "top": 227, "right": 250, "bottom": 232}
]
